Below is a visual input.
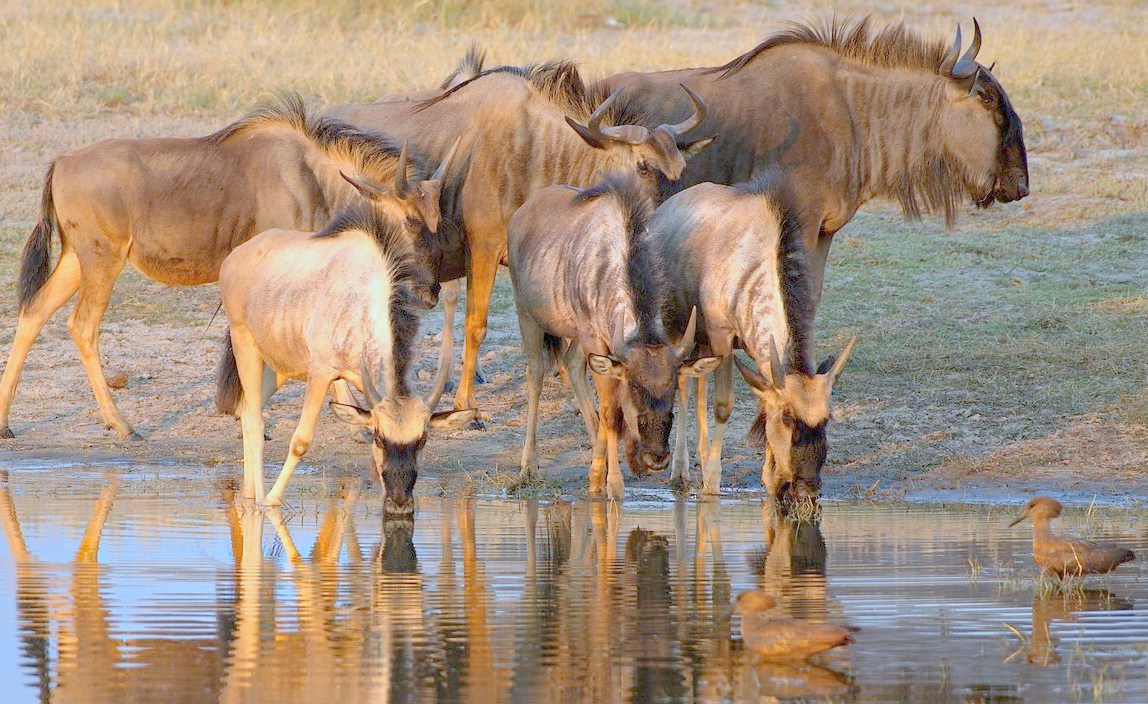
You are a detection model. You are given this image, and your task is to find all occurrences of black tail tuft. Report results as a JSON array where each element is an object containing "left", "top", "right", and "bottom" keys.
[
  {"left": 17, "top": 163, "right": 58, "bottom": 309},
  {"left": 542, "top": 333, "right": 563, "bottom": 374},
  {"left": 215, "top": 330, "right": 243, "bottom": 415}
]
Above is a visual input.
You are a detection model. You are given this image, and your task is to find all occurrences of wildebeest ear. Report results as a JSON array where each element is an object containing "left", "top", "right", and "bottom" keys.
[
  {"left": 587, "top": 353, "right": 625, "bottom": 378},
  {"left": 565, "top": 116, "right": 606, "bottom": 149},
  {"left": 681, "top": 355, "right": 722, "bottom": 378},
  {"left": 679, "top": 135, "right": 717, "bottom": 159},
  {"left": 816, "top": 356, "right": 836, "bottom": 375},
  {"left": 430, "top": 408, "right": 479, "bottom": 429},
  {"left": 340, "top": 171, "right": 388, "bottom": 201},
  {"left": 329, "top": 400, "right": 371, "bottom": 426}
]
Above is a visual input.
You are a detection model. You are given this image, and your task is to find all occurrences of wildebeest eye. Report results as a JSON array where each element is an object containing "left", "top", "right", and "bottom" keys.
[
  {"left": 406, "top": 214, "right": 422, "bottom": 230},
  {"left": 979, "top": 92, "right": 994, "bottom": 107},
  {"left": 637, "top": 161, "right": 651, "bottom": 177},
  {"left": 780, "top": 410, "right": 795, "bottom": 426}
]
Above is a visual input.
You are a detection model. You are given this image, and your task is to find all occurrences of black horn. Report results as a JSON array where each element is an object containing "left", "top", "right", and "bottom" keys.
[{"left": 665, "top": 83, "right": 708, "bottom": 137}]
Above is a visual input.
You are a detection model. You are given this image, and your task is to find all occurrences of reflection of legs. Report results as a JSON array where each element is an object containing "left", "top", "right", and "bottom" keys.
[
  {"left": 702, "top": 356, "right": 734, "bottom": 495},
  {"left": 0, "top": 250, "right": 81, "bottom": 437},
  {"left": 517, "top": 307, "right": 545, "bottom": 478},
  {"left": 69, "top": 250, "right": 133, "bottom": 439},
  {"left": 221, "top": 509, "right": 264, "bottom": 703},
  {"left": 265, "top": 374, "right": 333, "bottom": 506},
  {"left": 670, "top": 376, "right": 692, "bottom": 492},
  {"left": 231, "top": 327, "right": 266, "bottom": 502},
  {"left": 76, "top": 479, "right": 117, "bottom": 562},
  {"left": 454, "top": 246, "right": 500, "bottom": 413}
]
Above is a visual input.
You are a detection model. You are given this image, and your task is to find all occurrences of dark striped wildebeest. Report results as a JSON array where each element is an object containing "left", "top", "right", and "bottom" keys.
[
  {"left": 508, "top": 175, "right": 720, "bottom": 499},
  {"left": 216, "top": 203, "right": 478, "bottom": 512},
  {"left": 653, "top": 173, "right": 856, "bottom": 501},
  {"left": 326, "top": 62, "right": 712, "bottom": 419},
  {"left": 0, "top": 93, "right": 448, "bottom": 441},
  {"left": 605, "top": 17, "right": 1029, "bottom": 306}
]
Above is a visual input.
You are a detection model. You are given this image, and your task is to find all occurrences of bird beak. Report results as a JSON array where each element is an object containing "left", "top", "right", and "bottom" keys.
[
  {"left": 717, "top": 603, "right": 736, "bottom": 622},
  {"left": 1008, "top": 510, "right": 1028, "bottom": 528}
]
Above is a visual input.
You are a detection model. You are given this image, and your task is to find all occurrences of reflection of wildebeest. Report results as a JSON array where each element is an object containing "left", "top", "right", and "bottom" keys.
[
  {"left": 327, "top": 62, "right": 710, "bottom": 417},
  {"left": 216, "top": 201, "right": 476, "bottom": 513},
  {"left": 508, "top": 176, "right": 719, "bottom": 498},
  {"left": 0, "top": 93, "right": 444, "bottom": 441},
  {"left": 605, "top": 17, "right": 1030, "bottom": 304},
  {"left": 654, "top": 174, "right": 855, "bottom": 500}
]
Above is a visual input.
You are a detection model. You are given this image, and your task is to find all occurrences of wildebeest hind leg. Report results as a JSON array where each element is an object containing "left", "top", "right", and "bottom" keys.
[
  {"left": 695, "top": 375, "right": 709, "bottom": 466},
  {"left": 453, "top": 246, "right": 500, "bottom": 416},
  {"left": 701, "top": 355, "right": 734, "bottom": 495},
  {"left": 264, "top": 375, "right": 333, "bottom": 506},
  {"left": 230, "top": 327, "right": 266, "bottom": 502},
  {"left": 68, "top": 250, "right": 134, "bottom": 440},
  {"left": 670, "top": 375, "right": 692, "bottom": 493},
  {"left": 0, "top": 251, "right": 81, "bottom": 437},
  {"left": 515, "top": 308, "right": 545, "bottom": 480},
  {"left": 561, "top": 344, "right": 598, "bottom": 442}
]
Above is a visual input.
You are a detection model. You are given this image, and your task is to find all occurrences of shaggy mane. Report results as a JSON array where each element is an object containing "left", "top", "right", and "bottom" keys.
[
  {"left": 207, "top": 90, "right": 428, "bottom": 186},
  {"left": 712, "top": 15, "right": 951, "bottom": 78},
  {"left": 418, "top": 60, "right": 649, "bottom": 128},
  {"left": 575, "top": 175, "right": 662, "bottom": 341}
]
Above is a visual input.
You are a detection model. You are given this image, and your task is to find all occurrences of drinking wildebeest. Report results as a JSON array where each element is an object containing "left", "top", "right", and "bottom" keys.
[
  {"left": 603, "top": 16, "right": 1029, "bottom": 305},
  {"left": 326, "top": 62, "right": 713, "bottom": 418},
  {"left": 508, "top": 175, "right": 720, "bottom": 499},
  {"left": 216, "top": 201, "right": 478, "bottom": 513},
  {"left": 653, "top": 173, "right": 856, "bottom": 500},
  {"left": 0, "top": 92, "right": 447, "bottom": 441}
]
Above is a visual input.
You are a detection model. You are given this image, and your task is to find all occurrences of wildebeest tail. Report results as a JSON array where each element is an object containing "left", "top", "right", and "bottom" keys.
[
  {"left": 17, "top": 163, "right": 58, "bottom": 309},
  {"left": 542, "top": 333, "right": 563, "bottom": 372},
  {"left": 215, "top": 329, "right": 243, "bottom": 415}
]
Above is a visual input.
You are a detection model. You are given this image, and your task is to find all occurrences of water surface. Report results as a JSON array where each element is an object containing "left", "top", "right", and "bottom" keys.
[{"left": 0, "top": 468, "right": 1145, "bottom": 703}]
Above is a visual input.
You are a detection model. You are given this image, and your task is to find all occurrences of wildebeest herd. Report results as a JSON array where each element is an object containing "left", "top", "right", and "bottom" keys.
[{"left": 0, "top": 17, "right": 1032, "bottom": 518}]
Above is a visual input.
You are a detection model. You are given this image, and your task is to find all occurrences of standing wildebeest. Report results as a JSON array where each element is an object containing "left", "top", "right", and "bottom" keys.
[
  {"left": 0, "top": 92, "right": 446, "bottom": 441},
  {"left": 326, "top": 62, "right": 712, "bottom": 417},
  {"left": 654, "top": 174, "right": 856, "bottom": 500},
  {"left": 217, "top": 202, "right": 478, "bottom": 513},
  {"left": 605, "top": 17, "right": 1029, "bottom": 305},
  {"left": 508, "top": 176, "right": 720, "bottom": 499}
]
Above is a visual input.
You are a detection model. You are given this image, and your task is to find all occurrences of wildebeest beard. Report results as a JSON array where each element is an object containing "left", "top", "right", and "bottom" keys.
[
  {"left": 375, "top": 435, "right": 423, "bottom": 513},
  {"left": 624, "top": 381, "right": 676, "bottom": 477}
]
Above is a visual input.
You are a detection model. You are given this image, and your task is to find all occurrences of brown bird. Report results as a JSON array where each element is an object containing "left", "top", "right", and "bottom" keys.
[
  {"left": 730, "top": 590, "right": 856, "bottom": 659},
  {"left": 1009, "top": 497, "right": 1136, "bottom": 578}
]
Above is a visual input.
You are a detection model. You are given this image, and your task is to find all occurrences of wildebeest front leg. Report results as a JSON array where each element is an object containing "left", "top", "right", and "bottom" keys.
[
  {"left": 670, "top": 375, "right": 692, "bottom": 493},
  {"left": 454, "top": 243, "right": 501, "bottom": 418},
  {"left": 592, "top": 375, "right": 624, "bottom": 500},
  {"left": 264, "top": 374, "right": 333, "bottom": 506},
  {"left": 702, "top": 355, "right": 734, "bottom": 495},
  {"left": 230, "top": 327, "right": 266, "bottom": 503},
  {"left": 561, "top": 344, "right": 598, "bottom": 443},
  {"left": 0, "top": 250, "right": 82, "bottom": 438},
  {"left": 516, "top": 307, "right": 545, "bottom": 480},
  {"left": 695, "top": 375, "right": 709, "bottom": 466},
  {"left": 437, "top": 279, "right": 461, "bottom": 393}
]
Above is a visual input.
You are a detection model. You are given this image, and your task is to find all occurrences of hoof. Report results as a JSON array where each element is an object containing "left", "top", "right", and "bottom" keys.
[
  {"left": 670, "top": 476, "right": 689, "bottom": 495},
  {"left": 474, "top": 370, "right": 488, "bottom": 385},
  {"left": 444, "top": 379, "right": 457, "bottom": 393},
  {"left": 606, "top": 478, "right": 624, "bottom": 501},
  {"left": 124, "top": 431, "right": 144, "bottom": 443},
  {"left": 507, "top": 471, "right": 537, "bottom": 494},
  {"left": 0, "top": 427, "right": 13, "bottom": 440}
]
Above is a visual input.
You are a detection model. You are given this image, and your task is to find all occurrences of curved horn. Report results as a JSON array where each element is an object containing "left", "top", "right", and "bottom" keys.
[
  {"left": 587, "top": 87, "right": 623, "bottom": 135},
  {"left": 949, "top": 18, "right": 982, "bottom": 79},
  {"left": 589, "top": 87, "right": 650, "bottom": 145},
  {"left": 611, "top": 317, "right": 628, "bottom": 358},
  {"left": 940, "top": 24, "right": 963, "bottom": 75},
  {"left": 423, "top": 315, "right": 454, "bottom": 412},
  {"left": 360, "top": 357, "right": 382, "bottom": 407},
  {"left": 733, "top": 354, "right": 770, "bottom": 393},
  {"left": 827, "top": 336, "right": 857, "bottom": 383},
  {"left": 665, "top": 83, "right": 708, "bottom": 137},
  {"left": 767, "top": 336, "right": 785, "bottom": 388},
  {"left": 393, "top": 141, "right": 412, "bottom": 197},
  {"left": 675, "top": 306, "right": 699, "bottom": 359},
  {"left": 431, "top": 136, "right": 462, "bottom": 184}
]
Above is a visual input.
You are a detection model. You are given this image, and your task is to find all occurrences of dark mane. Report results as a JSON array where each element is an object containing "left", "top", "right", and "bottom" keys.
[
  {"left": 711, "top": 15, "right": 950, "bottom": 78},
  {"left": 576, "top": 175, "right": 662, "bottom": 341},
  {"left": 314, "top": 202, "right": 419, "bottom": 394},
  {"left": 418, "top": 60, "right": 649, "bottom": 128},
  {"left": 208, "top": 90, "right": 429, "bottom": 184}
]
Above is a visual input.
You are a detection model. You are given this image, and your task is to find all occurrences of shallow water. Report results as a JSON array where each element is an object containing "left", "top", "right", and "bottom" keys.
[{"left": 0, "top": 468, "right": 1145, "bottom": 703}]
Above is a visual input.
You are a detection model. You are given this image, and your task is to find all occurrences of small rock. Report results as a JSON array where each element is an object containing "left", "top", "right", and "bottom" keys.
[
  {"left": 107, "top": 372, "right": 129, "bottom": 389},
  {"left": 417, "top": 368, "right": 433, "bottom": 381}
]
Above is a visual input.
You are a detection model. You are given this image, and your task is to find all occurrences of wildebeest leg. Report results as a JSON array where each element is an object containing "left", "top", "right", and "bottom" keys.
[
  {"left": 437, "top": 279, "right": 460, "bottom": 393},
  {"left": 702, "top": 356, "right": 734, "bottom": 495},
  {"left": 516, "top": 307, "right": 545, "bottom": 480},
  {"left": 264, "top": 374, "right": 333, "bottom": 506},
  {"left": 561, "top": 344, "right": 598, "bottom": 442},
  {"left": 587, "top": 389, "right": 609, "bottom": 497},
  {"left": 670, "top": 375, "right": 692, "bottom": 493},
  {"left": 0, "top": 250, "right": 81, "bottom": 438},
  {"left": 695, "top": 375, "right": 709, "bottom": 466},
  {"left": 68, "top": 249, "right": 134, "bottom": 440},
  {"left": 454, "top": 244, "right": 500, "bottom": 416},
  {"left": 593, "top": 376, "right": 625, "bottom": 501},
  {"left": 230, "top": 327, "right": 266, "bottom": 502}
]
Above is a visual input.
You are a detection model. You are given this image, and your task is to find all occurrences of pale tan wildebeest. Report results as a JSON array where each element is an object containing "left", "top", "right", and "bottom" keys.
[
  {"left": 325, "top": 62, "right": 713, "bottom": 418},
  {"left": 216, "top": 202, "right": 478, "bottom": 512},
  {"left": 507, "top": 175, "right": 720, "bottom": 499},
  {"left": 653, "top": 173, "right": 857, "bottom": 501},
  {"left": 605, "top": 17, "right": 1029, "bottom": 306},
  {"left": 0, "top": 92, "right": 448, "bottom": 441}
]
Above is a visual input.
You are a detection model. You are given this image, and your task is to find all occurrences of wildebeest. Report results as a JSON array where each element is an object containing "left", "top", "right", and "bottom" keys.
[
  {"left": 326, "top": 62, "right": 712, "bottom": 417},
  {"left": 508, "top": 175, "right": 720, "bottom": 499},
  {"left": 216, "top": 203, "right": 477, "bottom": 513},
  {"left": 653, "top": 174, "right": 856, "bottom": 500},
  {"left": 605, "top": 17, "right": 1029, "bottom": 305},
  {"left": 0, "top": 92, "right": 446, "bottom": 441}
]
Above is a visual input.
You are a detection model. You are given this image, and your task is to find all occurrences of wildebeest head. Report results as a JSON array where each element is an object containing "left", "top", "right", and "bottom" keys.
[
  {"left": 331, "top": 358, "right": 477, "bottom": 518},
  {"left": 341, "top": 138, "right": 461, "bottom": 309},
  {"left": 735, "top": 336, "right": 856, "bottom": 503},
  {"left": 588, "top": 308, "right": 721, "bottom": 475},
  {"left": 937, "top": 20, "right": 1029, "bottom": 207},
  {"left": 565, "top": 84, "right": 713, "bottom": 187}
]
